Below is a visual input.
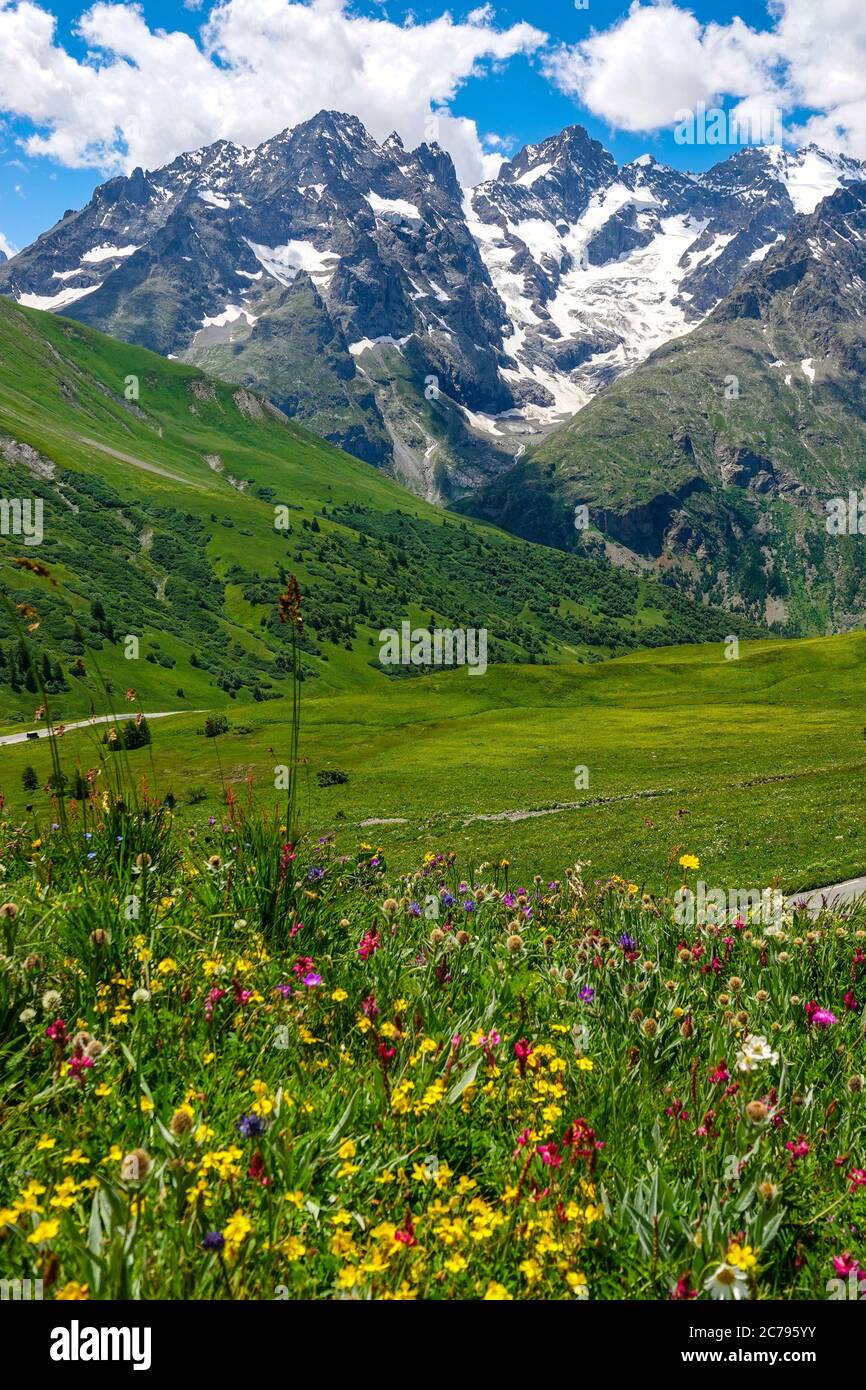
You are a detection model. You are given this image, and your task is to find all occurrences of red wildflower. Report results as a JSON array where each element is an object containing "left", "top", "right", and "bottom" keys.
[
  {"left": 514, "top": 1039, "right": 533, "bottom": 1077},
  {"left": 359, "top": 930, "right": 380, "bottom": 961},
  {"left": 394, "top": 1216, "right": 417, "bottom": 1247},
  {"left": 786, "top": 1136, "right": 810, "bottom": 1159},
  {"left": 205, "top": 987, "right": 226, "bottom": 1021},
  {"left": 248, "top": 1152, "right": 271, "bottom": 1186},
  {"left": 671, "top": 1271, "right": 698, "bottom": 1300},
  {"left": 537, "top": 1142, "right": 562, "bottom": 1169}
]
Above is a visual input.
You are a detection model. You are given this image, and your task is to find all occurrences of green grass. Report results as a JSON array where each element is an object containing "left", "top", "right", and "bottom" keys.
[
  {"left": 3, "top": 629, "right": 866, "bottom": 896},
  {"left": 0, "top": 296, "right": 758, "bottom": 730},
  {"left": 1, "top": 800, "right": 864, "bottom": 1301}
]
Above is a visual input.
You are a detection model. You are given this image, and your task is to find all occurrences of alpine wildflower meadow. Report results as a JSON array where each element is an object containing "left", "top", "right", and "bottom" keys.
[
  {"left": 1, "top": 573, "right": 865, "bottom": 1307},
  {"left": 2, "top": 796, "right": 866, "bottom": 1300}
]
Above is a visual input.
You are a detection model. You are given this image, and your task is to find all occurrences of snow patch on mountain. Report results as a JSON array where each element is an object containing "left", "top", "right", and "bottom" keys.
[
  {"left": 550, "top": 213, "right": 702, "bottom": 355},
  {"left": 515, "top": 162, "right": 552, "bottom": 188},
  {"left": 349, "top": 334, "right": 413, "bottom": 356},
  {"left": 201, "top": 303, "right": 257, "bottom": 329},
  {"left": 18, "top": 282, "right": 103, "bottom": 311},
  {"left": 199, "top": 190, "right": 232, "bottom": 209},
  {"left": 365, "top": 190, "right": 422, "bottom": 223},
  {"left": 81, "top": 243, "right": 139, "bottom": 263},
  {"left": 748, "top": 236, "right": 785, "bottom": 262},
  {"left": 760, "top": 145, "right": 862, "bottom": 215},
  {"left": 245, "top": 238, "right": 339, "bottom": 286}
]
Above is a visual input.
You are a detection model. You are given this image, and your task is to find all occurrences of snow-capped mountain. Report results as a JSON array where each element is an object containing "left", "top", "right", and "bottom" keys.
[
  {"left": 464, "top": 180, "right": 866, "bottom": 633},
  {"left": 1, "top": 113, "right": 862, "bottom": 499},
  {"left": 469, "top": 135, "right": 865, "bottom": 424},
  {"left": 0, "top": 112, "right": 512, "bottom": 479}
]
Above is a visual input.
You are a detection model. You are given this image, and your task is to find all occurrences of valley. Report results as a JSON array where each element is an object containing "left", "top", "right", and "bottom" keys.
[
  {"left": 1, "top": 42, "right": 866, "bottom": 1308},
  {"left": 0, "top": 285, "right": 863, "bottom": 896},
  {"left": 2, "top": 628, "right": 866, "bottom": 897}
]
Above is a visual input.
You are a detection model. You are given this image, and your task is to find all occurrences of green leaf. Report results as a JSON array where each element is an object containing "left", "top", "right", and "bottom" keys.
[
  {"left": 327, "top": 1094, "right": 356, "bottom": 1146},
  {"left": 447, "top": 1056, "right": 481, "bottom": 1104}
]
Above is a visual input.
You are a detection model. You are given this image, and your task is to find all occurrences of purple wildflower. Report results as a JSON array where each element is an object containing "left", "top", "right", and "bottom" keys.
[{"left": 237, "top": 1114, "right": 268, "bottom": 1139}]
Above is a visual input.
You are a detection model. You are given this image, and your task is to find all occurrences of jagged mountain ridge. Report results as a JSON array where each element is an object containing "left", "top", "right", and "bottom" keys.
[
  {"left": 459, "top": 182, "right": 866, "bottom": 635},
  {"left": 468, "top": 136, "right": 864, "bottom": 424},
  {"left": 1, "top": 112, "right": 862, "bottom": 501}
]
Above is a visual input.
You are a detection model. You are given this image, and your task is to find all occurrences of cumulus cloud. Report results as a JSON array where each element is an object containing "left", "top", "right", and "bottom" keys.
[
  {"left": 0, "top": 0, "right": 546, "bottom": 184},
  {"left": 775, "top": 0, "right": 866, "bottom": 157},
  {"left": 0, "top": 230, "right": 17, "bottom": 256},
  {"left": 543, "top": 0, "right": 866, "bottom": 159},
  {"left": 5, "top": 0, "right": 866, "bottom": 183},
  {"left": 542, "top": 2, "right": 780, "bottom": 134}
]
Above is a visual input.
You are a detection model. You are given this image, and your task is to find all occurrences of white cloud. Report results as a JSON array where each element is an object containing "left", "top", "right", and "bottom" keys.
[
  {"left": 775, "top": 0, "right": 866, "bottom": 158},
  {"left": 543, "top": 2, "right": 780, "bottom": 135},
  {"left": 543, "top": 0, "right": 866, "bottom": 159},
  {"left": 0, "top": 0, "right": 546, "bottom": 185},
  {"left": 0, "top": 230, "right": 17, "bottom": 256}
]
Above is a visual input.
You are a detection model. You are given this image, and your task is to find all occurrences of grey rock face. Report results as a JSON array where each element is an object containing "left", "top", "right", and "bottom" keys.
[
  {"left": 469, "top": 139, "right": 865, "bottom": 432},
  {"left": 2, "top": 114, "right": 863, "bottom": 501}
]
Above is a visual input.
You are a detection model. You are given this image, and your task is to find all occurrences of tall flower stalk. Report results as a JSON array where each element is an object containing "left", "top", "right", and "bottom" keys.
[
  {"left": 0, "top": 561, "right": 68, "bottom": 831},
  {"left": 278, "top": 575, "right": 304, "bottom": 846}
]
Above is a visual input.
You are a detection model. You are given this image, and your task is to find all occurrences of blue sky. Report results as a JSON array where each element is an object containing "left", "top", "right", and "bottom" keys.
[
  {"left": 0, "top": 0, "right": 860, "bottom": 252},
  {"left": 442, "top": 0, "right": 780, "bottom": 159}
]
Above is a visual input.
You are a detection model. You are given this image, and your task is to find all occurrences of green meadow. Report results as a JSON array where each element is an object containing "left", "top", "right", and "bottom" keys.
[
  {"left": 0, "top": 297, "right": 863, "bottom": 896},
  {"left": 3, "top": 629, "right": 865, "bottom": 894}
]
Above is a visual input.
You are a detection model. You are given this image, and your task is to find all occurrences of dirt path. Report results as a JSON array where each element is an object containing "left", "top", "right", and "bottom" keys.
[
  {"left": 78, "top": 437, "right": 207, "bottom": 489},
  {"left": 465, "top": 787, "right": 673, "bottom": 824},
  {"left": 0, "top": 710, "right": 202, "bottom": 747},
  {"left": 786, "top": 876, "right": 866, "bottom": 916}
]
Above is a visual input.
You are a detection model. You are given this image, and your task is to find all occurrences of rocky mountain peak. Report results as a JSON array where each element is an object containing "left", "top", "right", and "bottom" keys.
[
  {"left": 716, "top": 180, "right": 866, "bottom": 339},
  {"left": 2, "top": 111, "right": 864, "bottom": 505}
]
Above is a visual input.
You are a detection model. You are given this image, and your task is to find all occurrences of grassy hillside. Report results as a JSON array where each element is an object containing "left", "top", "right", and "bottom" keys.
[
  {"left": 0, "top": 298, "right": 758, "bottom": 728},
  {"left": 2, "top": 299, "right": 864, "bottom": 897}
]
